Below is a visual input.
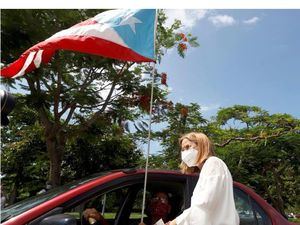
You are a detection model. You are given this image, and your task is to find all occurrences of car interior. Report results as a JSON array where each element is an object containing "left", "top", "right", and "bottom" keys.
[
  {"left": 30, "top": 174, "right": 271, "bottom": 225},
  {"left": 63, "top": 180, "right": 185, "bottom": 225}
]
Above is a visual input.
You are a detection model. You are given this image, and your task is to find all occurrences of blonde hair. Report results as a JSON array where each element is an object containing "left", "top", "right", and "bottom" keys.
[{"left": 179, "top": 132, "right": 215, "bottom": 174}]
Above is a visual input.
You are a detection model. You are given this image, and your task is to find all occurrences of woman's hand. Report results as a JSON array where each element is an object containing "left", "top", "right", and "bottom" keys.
[{"left": 165, "top": 220, "right": 177, "bottom": 225}]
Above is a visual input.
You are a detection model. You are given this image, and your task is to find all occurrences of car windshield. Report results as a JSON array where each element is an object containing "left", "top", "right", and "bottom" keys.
[{"left": 1, "top": 172, "right": 109, "bottom": 222}]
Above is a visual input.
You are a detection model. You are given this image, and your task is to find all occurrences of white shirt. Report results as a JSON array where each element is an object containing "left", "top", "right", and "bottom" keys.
[{"left": 175, "top": 156, "right": 240, "bottom": 225}]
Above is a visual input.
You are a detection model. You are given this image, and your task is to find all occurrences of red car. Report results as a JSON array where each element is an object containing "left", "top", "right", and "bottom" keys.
[{"left": 1, "top": 169, "right": 297, "bottom": 225}]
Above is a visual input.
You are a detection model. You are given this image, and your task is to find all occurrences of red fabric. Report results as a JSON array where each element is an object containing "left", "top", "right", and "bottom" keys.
[
  {"left": 1, "top": 35, "right": 154, "bottom": 78},
  {"left": 161, "top": 72, "right": 167, "bottom": 85}
]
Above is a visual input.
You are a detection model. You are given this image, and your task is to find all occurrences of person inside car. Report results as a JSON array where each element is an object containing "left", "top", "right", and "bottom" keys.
[
  {"left": 140, "top": 191, "right": 172, "bottom": 225},
  {"left": 83, "top": 191, "right": 172, "bottom": 225}
]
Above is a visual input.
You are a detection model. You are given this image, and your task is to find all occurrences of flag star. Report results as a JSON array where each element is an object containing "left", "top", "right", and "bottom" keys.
[{"left": 119, "top": 16, "right": 142, "bottom": 34}]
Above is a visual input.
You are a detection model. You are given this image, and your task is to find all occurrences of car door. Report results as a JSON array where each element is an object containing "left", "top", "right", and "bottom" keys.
[
  {"left": 27, "top": 174, "right": 143, "bottom": 225},
  {"left": 63, "top": 184, "right": 140, "bottom": 225},
  {"left": 28, "top": 171, "right": 188, "bottom": 225}
]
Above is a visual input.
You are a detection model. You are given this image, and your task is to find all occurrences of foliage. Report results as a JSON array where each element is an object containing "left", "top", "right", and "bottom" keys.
[
  {"left": 217, "top": 133, "right": 300, "bottom": 217},
  {"left": 156, "top": 11, "right": 199, "bottom": 62},
  {"left": 208, "top": 105, "right": 300, "bottom": 217},
  {"left": 154, "top": 102, "right": 207, "bottom": 169},
  {"left": 62, "top": 132, "right": 142, "bottom": 182},
  {"left": 137, "top": 154, "right": 169, "bottom": 170},
  {"left": 1, "top": 95, "right": 48, "bottom": 204}
]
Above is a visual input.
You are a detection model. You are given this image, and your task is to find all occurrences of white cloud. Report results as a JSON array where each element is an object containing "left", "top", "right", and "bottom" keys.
[
  {"left": 243, "top": 17, "right": 260, "bottom": 25},
  {"left": 208, "top": 15, "right": 236, "bottom": 27},
  {"left": 201, "top": 103, "right": 220, "bottom": 112},
  {"left": 164, "top": 9, "right": 208, "bottom": 31}
]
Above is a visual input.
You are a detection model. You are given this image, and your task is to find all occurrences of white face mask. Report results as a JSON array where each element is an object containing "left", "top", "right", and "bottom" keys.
[{"left": 181, "top": 148, "right": 199, "bottom": 167}]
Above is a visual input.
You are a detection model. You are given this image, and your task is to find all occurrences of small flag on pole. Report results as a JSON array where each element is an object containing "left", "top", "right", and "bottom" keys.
[{"left": 1, "top": 9, "right": 156, "bottom": 78}]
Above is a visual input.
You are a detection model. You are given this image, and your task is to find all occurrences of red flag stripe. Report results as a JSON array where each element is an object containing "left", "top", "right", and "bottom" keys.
[{"left": 1, "top": 35, "right": 154, "bottom": 78}]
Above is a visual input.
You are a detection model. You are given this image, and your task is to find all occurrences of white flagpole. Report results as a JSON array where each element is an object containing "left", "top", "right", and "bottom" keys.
[
  {"left": 140, "top": 9, "right": 158, "bottom": 224},
  {"left": 140, "top": 62, "right": 156, "bottom": 223}
]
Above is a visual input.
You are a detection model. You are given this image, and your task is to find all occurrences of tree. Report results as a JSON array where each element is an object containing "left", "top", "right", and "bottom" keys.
[
  {"left": 1, "top": 9, "right": 199, "bottom": 187},
  {"left": 62, "top": 127, "right": 142, "bottom": 181},
  {"left": 208, "top": 105, "right": 299, "bottom": 147},
  {"left": 207, "top": 105, "right": 300, "bottom": 216},
  {"left": 1, "top": 94, "right": 48, "bottom": 204},
  {"left": 155, "top": 103, "right": 207, "bottom": 169},
  {"left": 217, "top": 133, "right": 300, "bottom": 217}
]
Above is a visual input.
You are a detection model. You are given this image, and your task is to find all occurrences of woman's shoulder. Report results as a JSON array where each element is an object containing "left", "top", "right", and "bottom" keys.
[
  {"left": 201, "top": 156, "right": 227, "bottom": 175},
  {"left": 205, "top": 156, "right": 224, "bottom": 164}
]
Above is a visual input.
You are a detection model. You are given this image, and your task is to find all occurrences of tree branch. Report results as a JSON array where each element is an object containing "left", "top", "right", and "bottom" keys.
[
  {"left": 63, "top": 67, "right": 104, "bottom": 93},
  {"left": 215, "top": 129, "right": 296, "bottom": 147},
  {"left": 79, "top": 67, "right": 95, "bottom": 91},
  {"left": 63, "top": 103, "right": 76, "bottom": 126},
  {"left": 83, "top": 62, "right": 134, "bottom": 129},
  {"left": 54, "top": 68, "right": 62, "bottom": 122},
  {"left": 41, "top": 77, "right": 53, "bottom": 92},
  {"left": 25, "top": 75, "right": 52, "bottom": 129},
  {"left": 58, "top": 103, "right": 72, "bottom": 117}
]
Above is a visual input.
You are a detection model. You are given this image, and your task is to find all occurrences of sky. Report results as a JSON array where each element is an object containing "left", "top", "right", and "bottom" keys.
[{"left": 159, "top": 9, "right": 300, "bottom": 120}]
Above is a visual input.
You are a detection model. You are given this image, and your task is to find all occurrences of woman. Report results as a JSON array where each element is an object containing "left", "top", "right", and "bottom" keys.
[{"left": 166, "top": 132, "right": 239, "bottom": 225}]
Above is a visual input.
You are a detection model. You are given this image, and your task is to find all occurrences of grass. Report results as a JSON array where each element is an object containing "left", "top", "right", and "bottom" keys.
[
  {"left": 129, "top": 213, "right": 147, "bottom": 219},
  {"left": 288, "top": 218, "right": 300, "bottom": 223},
  {"left": 103, "top": 212, "right": 116, "bottom": 219}
]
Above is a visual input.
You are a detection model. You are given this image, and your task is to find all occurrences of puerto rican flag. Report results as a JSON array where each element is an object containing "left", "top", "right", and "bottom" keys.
[{"left": 1, "top": 9, "right": 156, "bottom": 78}]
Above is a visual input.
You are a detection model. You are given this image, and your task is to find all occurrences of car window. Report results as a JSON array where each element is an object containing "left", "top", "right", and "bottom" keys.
[
  {"left": 0, "top": 172, "right": 109, "bottom": 222},
  {"left": 129, "top": 189, "right": 150, "bottom": 220},
  {"left": 97, "top": 187, "right": 129, "bottom": 220},
  {"left": 129, "top": 182, "right": 185, "bottom": 225},
  {"left": 64, "top": 187, "right": 129, "bottom": 224},
  {"left": 251, "top": 197, "right": 272, "bottom": 225},
  {"left": 234, "top": 188, "right": 271, "bottom": 225},
  {"left": 234, "top": 188, "right": 256, "bottom": 225}
]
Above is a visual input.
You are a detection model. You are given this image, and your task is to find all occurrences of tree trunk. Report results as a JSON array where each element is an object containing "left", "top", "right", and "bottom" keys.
[
  {"left": 45, "top": 129, "right": 66, "bottom": 187},
  {"left": 8, "top": 169, "right": 22, "bottom": 204},
  {"left": 8, "top": 182, "right": 18, "bottom": 205},
  {"left": 272, "top": 168, "right": 287, "bottom": 218}
]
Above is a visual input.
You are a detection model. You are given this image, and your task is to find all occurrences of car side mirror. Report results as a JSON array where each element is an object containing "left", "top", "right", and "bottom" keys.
[
  {"left": 0, "top": 90, "right": 16, "bottom": 126},
  {"left": 39, "top": 214, "right": 77, "bottom": 225}
]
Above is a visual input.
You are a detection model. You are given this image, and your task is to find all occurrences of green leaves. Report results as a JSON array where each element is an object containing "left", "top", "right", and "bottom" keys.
[
  {"left": 208, "top": 105, "right": 300, "bottom": 216},
  {"left": 62, "top": 134, "right": 142, "bottom": 180},
  {"left": 188, "top": 37, "right": 200, "bottom": 48},
  {"left": 154, "top": 102, "right": 207, "bottom": 169},
  {"left": 155, "top": 10, "right": 200, "bottom": 62}
]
